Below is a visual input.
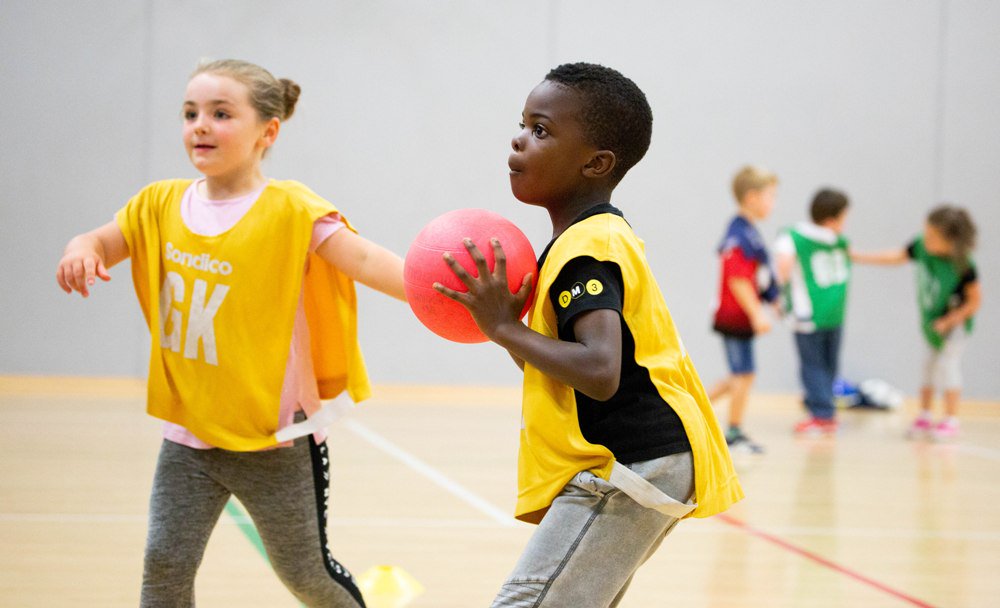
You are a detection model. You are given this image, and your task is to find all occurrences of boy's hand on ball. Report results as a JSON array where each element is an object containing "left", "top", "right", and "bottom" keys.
[{"left": 435, "top": 238, "right": 533, "bottom": 341}]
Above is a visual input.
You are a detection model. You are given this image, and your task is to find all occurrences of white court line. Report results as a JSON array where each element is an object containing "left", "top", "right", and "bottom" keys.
[{"left": 343, "top": 419, "right": 519, "bottom": 528}]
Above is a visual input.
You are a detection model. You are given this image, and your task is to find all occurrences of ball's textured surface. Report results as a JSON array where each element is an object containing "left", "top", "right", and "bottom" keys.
[{"left": 404, "top": 208, "right": 537, "bottom": 343}]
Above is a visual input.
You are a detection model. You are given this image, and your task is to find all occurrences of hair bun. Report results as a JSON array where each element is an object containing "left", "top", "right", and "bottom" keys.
[{"left": 280, "top": 78, "right": 301, "bottom": 120}]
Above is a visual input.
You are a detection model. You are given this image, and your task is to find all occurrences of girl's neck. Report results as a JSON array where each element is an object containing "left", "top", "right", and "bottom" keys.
[{"left": 199, "top": 169, "right": 267, "bottom": 200}]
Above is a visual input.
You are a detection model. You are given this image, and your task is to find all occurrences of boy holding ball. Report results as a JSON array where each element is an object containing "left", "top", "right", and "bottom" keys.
[{"left": 436, "top": 63, "right": 742, "bottom": 607}]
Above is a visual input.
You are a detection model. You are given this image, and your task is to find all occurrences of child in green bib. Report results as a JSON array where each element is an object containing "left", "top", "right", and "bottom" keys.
[
  {"left": 775, "top": 189, "right": 852, "bottom": 435},
  {"left": 853, "top": 205, "right": 980, "bottom": 441}
]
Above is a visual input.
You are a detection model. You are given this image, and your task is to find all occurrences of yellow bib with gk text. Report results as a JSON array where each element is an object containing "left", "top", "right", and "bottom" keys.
[{"left": 116, "top": 179, "right": 370, "bottom": 451}]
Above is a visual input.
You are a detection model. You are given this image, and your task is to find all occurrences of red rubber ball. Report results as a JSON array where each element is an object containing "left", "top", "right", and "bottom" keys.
[{"left": 404, "top": 208, "right": 538, "bottom": 343}]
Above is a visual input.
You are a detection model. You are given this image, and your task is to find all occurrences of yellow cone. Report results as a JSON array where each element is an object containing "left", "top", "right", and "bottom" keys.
[{"left": 357, "top": 564, "right": 425, "bottom": 608}]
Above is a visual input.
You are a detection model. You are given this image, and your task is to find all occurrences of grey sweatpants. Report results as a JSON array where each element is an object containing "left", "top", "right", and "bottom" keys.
[
  {"left": 491, "top": 451, "right": 695, "bottom": 608},
  {"left": 141, "top": 434, "right": 364, "bottom": 607}
]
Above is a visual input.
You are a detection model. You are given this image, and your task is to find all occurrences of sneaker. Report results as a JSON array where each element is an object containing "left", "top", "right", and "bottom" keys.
[
  {"left": 726, "top": 429, "right": 765, "bottom": 454},
  {"left": 794, "top": 417, "right": 838, "bottom": 436},
  {"left": 727, "top": 434, "right": 765, "bottom": 455},
  {"left": 931, "top": 419, "right": 960, "bottom": 442},
  {"left": 906, "top": 416, "right": 933, "bottom": 439}
]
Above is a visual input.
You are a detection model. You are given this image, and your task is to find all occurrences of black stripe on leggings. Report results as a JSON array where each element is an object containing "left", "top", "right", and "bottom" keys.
[{"left": 308, "top": 437, "right": 367, "bottom": 607}]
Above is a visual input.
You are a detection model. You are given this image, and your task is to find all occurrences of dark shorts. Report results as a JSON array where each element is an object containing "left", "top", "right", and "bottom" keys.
[{"left": 722, "top": 335, "right": 755, "bottom": 375}]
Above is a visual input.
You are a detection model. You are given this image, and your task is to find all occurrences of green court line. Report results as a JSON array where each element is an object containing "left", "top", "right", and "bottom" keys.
[
  {"left": 225, "top": 499, "right": 307, "bottom": 607},
  {"left": 224, "top": 499, "right": 269, "bottom": 562}
]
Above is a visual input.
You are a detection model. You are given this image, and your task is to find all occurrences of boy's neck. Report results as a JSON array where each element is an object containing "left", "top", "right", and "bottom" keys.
[
  {"left": 546, "top": 190, "right": 614, "bottom": 238},
  {"left": 737, "top": 208, "right": 759, "bottom": 223},
  {"left": 815, "top": 220, "right": 841, "bottom": 234}
]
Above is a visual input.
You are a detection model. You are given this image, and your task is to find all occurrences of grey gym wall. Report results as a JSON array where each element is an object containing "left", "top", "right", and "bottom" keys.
[{"left": 2, "top": 1, "right": 997, "bottom": 398}]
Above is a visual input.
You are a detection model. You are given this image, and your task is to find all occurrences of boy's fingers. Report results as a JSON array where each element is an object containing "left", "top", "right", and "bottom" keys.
[
  {"left": 442, "top": 253, "right": 474, "bottom": 287},
  {"left": 490, "top": 239, "right": 507, "bottom": 278},
  {"left": 462, "top": 239, "right": 491, "bottom": 276},
  {"left": 513, "top": 272, "right": 534, "bottom": 307},
  {"left": 517, "top": 272, "right": 534, "bottom": 297},
  {"left": 433, "top": 282, "right": 466, "bottom": 303}
]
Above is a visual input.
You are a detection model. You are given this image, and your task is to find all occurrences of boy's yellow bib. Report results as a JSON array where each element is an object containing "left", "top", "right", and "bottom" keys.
[
  {"left": 116, "top": 179, "right": 370, "bottom": 451},
  {"left": 517, "top": 213, "right": 743, "bottom": 523}
]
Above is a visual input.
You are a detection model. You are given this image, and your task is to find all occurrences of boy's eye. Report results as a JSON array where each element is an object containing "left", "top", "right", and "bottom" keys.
[
  {"left": 532, "top": 124, "right": 548, "bottom": 138},
  {"left": 518, "top": 122, "right": 526, "bottom": 130}
]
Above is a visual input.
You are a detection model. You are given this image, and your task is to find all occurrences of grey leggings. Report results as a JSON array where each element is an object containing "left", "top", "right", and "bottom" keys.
[{"left": 140, "top": 435, "right": 365, "bottom": 607}]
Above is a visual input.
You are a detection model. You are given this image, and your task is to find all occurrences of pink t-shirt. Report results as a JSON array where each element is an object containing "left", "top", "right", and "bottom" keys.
[{"left": 162, "top": 179, "right": 345, "bottom": 449}]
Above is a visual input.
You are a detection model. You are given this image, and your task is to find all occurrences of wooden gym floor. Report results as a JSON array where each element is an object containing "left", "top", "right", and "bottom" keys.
[{"left": 1, "top": 376, "right": 998, "bottom": 607}]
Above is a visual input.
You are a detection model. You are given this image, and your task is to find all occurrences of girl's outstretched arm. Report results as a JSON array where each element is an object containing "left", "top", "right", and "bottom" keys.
[
  {"left": 851, "top": 248, "right": 908, "bottom": 265},
  {"left": 316, "top": 229, "right": 406, "bottom": 301},
  {"left": 56, "top": 221, "right": 129, "bottom": 297}
]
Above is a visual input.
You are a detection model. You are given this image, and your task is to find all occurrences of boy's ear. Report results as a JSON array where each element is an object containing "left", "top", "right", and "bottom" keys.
[{"left": 582, "top": 150, "right": 617, "bottom": 179}]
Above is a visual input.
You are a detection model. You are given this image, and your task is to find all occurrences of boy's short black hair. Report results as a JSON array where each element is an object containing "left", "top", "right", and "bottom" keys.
[
  {"left": 545, "top": 62, "right": 652, "bottom": 187},
  {"left": 810, "top": 188, "right": 850, "bottom": 223}
]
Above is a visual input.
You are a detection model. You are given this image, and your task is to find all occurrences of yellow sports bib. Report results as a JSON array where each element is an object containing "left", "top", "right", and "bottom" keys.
[
  {"left": 116, "top": 179, "right": 370, "bottom": 451},
  {"left": 517, "top": 212, "right": 743, "bottom": 523}
]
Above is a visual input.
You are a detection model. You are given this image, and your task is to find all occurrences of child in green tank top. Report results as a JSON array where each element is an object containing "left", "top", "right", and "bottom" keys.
[
  {"left": 852, "top": 205, "right": 980, "bottom": 441},
  {"left": 775, "top": 189, "right": 852, "bottom": 436}
]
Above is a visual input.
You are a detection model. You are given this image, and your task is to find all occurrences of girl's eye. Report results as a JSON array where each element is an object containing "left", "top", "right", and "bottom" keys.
[
  {"left": 183, "top": 110, "right": 197, "bottom": 120},
  {"left": 214, "top": 110, "right": 230, "bottom": 119}
]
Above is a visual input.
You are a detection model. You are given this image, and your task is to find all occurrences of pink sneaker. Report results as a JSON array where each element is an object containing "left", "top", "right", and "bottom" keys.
[
  {"left": 932, "top": 419, "right": 960, "bottom": 442},
  {"left": 907, "top": 417, "right": 933, "bottom": 439},
  {"left": 794, "top": 417, "right": 838, "bottom": 436}
]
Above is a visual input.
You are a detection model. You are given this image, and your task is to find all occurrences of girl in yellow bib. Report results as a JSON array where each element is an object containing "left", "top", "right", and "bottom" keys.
[
  {"left": 437, "top": 63, "right": 742, "bottom": 607},
  {"left": 56, "top": 59, "right": 405, "bottom": 607}
]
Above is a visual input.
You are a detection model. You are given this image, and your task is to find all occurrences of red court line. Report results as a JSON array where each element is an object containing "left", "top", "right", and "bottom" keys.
[{"left": 716, "top": 514, "right": 937, "bottom": 608}]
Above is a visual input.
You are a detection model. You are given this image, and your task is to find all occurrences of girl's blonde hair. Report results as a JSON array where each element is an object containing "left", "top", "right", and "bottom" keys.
[
  {"left": 192, "top": 59, "right": 301, "bottom": 122},
  {"left": 927, "top": 204, "right": 977, "bottom": 269}
]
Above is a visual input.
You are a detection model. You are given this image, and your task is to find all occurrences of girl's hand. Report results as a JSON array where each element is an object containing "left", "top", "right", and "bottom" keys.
[
  {"left": 57, "top": 244, "right": 111, "bottom": 298},
  {"left": 434, "top": 238, "right": 533, "bottom": 342},
  {"left": 55, "top": 221, "right": 129, "bottom": 298},
  {"left": 932, "top": 316, "right": 955, "bottom": 335}
]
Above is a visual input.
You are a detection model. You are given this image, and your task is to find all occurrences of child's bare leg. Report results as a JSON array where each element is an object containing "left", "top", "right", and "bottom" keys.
[
  {"left": 942, "top": 389, "right": 960, "bottom": 418},
  {"left": 919, "top": 385, "right": 934, "bottom": 416},
  {"left": 707, "top": 378, "right": 731, "bottom": 402},
  {"left": 728, "top": 373, "right": 754, "bottom": 428}
]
